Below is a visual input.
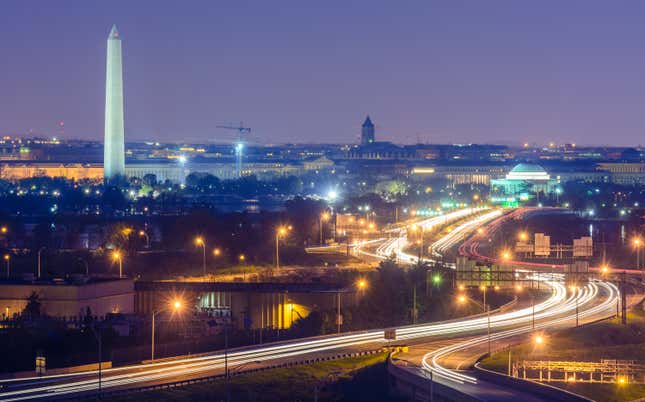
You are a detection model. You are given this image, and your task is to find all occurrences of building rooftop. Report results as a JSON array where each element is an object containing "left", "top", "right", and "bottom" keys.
[{"left": 509, "top": 163, "right": 547, "bottom": 174}]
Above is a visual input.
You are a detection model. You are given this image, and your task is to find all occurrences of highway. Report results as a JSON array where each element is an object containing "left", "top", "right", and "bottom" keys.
[
  {"left": 0, "top": 208, "right": 621, "bottom": 401},
  {"left": 0, "top": 275, "right": 618, "bottom": 401}
]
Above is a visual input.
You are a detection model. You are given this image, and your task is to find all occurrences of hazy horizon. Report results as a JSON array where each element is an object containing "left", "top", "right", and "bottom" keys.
[{"left": 2, "top": 1, "right": 645, "bottom": 147}]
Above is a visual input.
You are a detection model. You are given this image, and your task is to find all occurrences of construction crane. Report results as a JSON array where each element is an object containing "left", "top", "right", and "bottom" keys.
[{"left": 216, "top": 122, "right": 252, "bottom": 178}]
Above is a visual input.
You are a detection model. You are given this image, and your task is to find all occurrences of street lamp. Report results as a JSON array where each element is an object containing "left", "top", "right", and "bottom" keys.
[
  {"left": 275, "top": 226, "right": 289, "bottom": 272},
  {"left": 195, "top": 237, "right": 206, "bottom": 276},
  {"left": 534, "top": 334, "right": 544, "bottom": 345},
  {"left": 151, "top": 299, "right": 183, "bottom": 361},
  {"left": 356, "top": 279, "right": 367, "bottom": 290},
  {"left": 479, "top": 285, "right": 487, "bottom": 308},
  {"left": 320, "top": 212, "right": 330, "bottom": 245},
  {"left": 0, "top": 226, "right": 7, "bottom": 234},
  {"left": 479, "top": 285, "right": 491, "bottom": 355},
  {"left": 139, "top": 230, "right": 150, "bottom": 248},
  {"left": 411, "top": 225, "right": 424, "bottom": 263},
  {"left": 570, "top": 285, "right": 579, "bottom": 327},
  {"left": 238, "top": 254, "right": 246, "bottom": 281},
  {"left": 518, "top": 232, "right": 528, "bottom": 242},
  {"left": 3, "top": 254, "right": 10, "bottom": 278},
  {"left": 112, "top": 251, "right": 123, "bottom": 278},
  {"left": 37, "top": 247, "right": 46, "bottom": 279},
  {"left": 633, "top": 237, "right": 642, "bottom": 270}
]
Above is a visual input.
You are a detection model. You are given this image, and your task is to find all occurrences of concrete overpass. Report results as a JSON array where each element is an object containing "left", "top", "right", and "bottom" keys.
[{"left": 134, "top": 281, "right": 355, "bottom": 330}]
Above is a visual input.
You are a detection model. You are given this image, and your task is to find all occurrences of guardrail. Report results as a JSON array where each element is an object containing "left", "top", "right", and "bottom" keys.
[
  {"left": 388, "top": 355, "right": 480, "bottom": 402},
  {"left": 473, "top": 363, "right": 594, "bottom": 402},
  {"left": 61, "top": 348, "right": 394, "bottom": 401}
]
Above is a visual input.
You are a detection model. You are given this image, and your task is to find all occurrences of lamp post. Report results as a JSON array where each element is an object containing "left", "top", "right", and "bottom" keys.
[
  {"left": 239, "top": 254, "right": 246, "bottom": 281},
  {"left": 112, "top": 251, "right": 123, "bottom": 278},
  {"left": 88, "top": 323, "right": 103, "bottom": 396},
  {"left": 479, "top": 285, "right": 491, "bottom": 355},
  {"left": 37, "top": 247, "right": 46, "bottom": 279},
  {"left": 195, "top": 237, "right": 206, "bottom": 276},
  {"left": 570, "top": 285, "right": 579, "bottom": 327},
  {"left": 275, "top": 226, "right": 288, "bottom": 272},
  {"left": 213, "top": 248, "right": 221, "bottom": 270},
  {"left": 487, "top": 304, "right": 491, "bottom": 355},
  {"left": 336, "top": 291, "right": 342, "bottom": 334},
  {"left": 3, "top": 254, "right": 10, "bottom": 278},
  {"left": 320, "top": 212, "right": 330, "bottom": 245},
  {"left": 410, "top": 225, "right": 424, "bottom": 263},
  {"left": 479, "top": 285, "right": 487, "bottom": 310},
  {"left": 151, "top": 300, "right": 183, "bottom": 361},
  {"left": 633, "top": 238, "right": 642, "bottom": 270},
  {"left": 139, "top": 230, "right": 150, "bottom": 249}
]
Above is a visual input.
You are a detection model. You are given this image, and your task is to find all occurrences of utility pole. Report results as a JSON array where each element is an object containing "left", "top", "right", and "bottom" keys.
[
  {"left": 37, "top": 247, "right": 45, "bottom": 279},
  {"left": 336, "top": 292, "right": 342, "bottom": 334},
  {"left": 412, "top": 286, "right": 417, "bottom": 324},
  {"left": 225, "top": 323, "right": 230, "bottom": 402},
  {"left": 621, "top": 270, "right": 627, "bottom": 325},
  {"left": 487, "top": 305, "right": 491, "bottom": 356}
]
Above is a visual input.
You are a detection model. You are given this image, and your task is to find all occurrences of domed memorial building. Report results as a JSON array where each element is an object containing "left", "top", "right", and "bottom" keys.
[{"left": 490, "top": 163, "right": 559, "bottom": 206}]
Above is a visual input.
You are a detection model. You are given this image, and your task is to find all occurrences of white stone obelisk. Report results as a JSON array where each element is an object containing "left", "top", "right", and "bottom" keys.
[{"left": 104, "top": 24, "right": 125, "bottom": 183}]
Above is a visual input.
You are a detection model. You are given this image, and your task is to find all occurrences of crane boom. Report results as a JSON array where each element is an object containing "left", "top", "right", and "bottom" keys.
[{"left": 216, "top": 122, "right": 252, "bottom": 178}]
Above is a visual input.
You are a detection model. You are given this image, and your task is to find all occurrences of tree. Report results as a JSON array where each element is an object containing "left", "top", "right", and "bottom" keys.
[
  {"left": 142, "top": 174, "right": 157, "bottom": 187},
  {"left": 23, "top": 292, "right": 42, "bottom": 318}
]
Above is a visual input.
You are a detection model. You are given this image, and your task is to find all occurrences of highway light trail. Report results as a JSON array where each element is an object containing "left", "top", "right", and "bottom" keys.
[
  {"left": 421, "top": 280, "right": 619, "bottom": 384},
  {"left": 355, "top": 207, "right": 487, "bottom": 262},
  {"left": 0, "top": 273, "right": 618, "bottom": 401},
  {"left": 0, "top": 208, "right": 618, "bottom": 400},
  {"left": 373, "top": 208, "right": 502, "bottom": 266},
  {"left": 430, "top": 209, "right": 502, "bottom": 258}
]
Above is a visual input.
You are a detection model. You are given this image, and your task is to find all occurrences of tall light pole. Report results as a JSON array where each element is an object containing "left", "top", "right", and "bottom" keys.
[
  {"left": 275, "top": 226, "right": 288, "bottom": 272},
  {"left": 410, "top": 225, "right": 424, "bottom": 263},
  {"left": 239, "top": 254, "right": 246, "bottom": 281},
  {"left": 139, "top": 230, "right": 150, "bottom": 249},
  {"left": 195, "top": 237, "right": 206, "bottom": 276},
  {"left": 479, "top": 285, "right": 491, "bottom": 354},
  {"left": 37, "top": 247, "right": 45, "bottom": 279},
  {"left": 3, "top": 254, "right": 10, "bottom": 278},
  {"left": 213, "top": 248, "right": 221, "bottom": 270},
  {"left": 320, "top": 212, "right": 330, "bottom": 245},
  {"left": 633, "top": 237, "right": 642, "bottom": 270},
  {"left": 336, "top": 292, "right": 342, "bottom": 334},
  {"left": 479, "top": 285, "right": 487, "bottom": 310},
  {"left": 570, "top": 285, "right": 579, "bottom": 327},
  {"left": 151, "top": 300, "right": 183, "bottom": 361},
  {"left": 112, "top": 251, "right": 123, "bottom": 278}
]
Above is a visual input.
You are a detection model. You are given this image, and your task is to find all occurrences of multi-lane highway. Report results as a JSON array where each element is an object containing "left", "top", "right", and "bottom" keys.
[
  {"left": 0, "top": 208, "right": 622, "bottom": 401},
  {"left": 0, "top": 274, "right": 618, "bottom": 401}
]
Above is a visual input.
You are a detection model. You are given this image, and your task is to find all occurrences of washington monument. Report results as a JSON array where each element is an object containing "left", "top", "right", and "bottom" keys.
[{"left": 104, "top": 24, "right": 125, "bottom": 182}]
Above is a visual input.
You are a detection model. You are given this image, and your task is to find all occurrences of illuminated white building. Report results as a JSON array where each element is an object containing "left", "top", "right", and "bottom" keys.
[{"left": 490, "top": 163, "right": 559, "bottom": 203}]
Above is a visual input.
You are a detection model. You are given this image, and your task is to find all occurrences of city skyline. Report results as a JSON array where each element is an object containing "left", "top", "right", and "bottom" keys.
[{"left": 2, "top": 2, "right": 645, "bottom": 146}]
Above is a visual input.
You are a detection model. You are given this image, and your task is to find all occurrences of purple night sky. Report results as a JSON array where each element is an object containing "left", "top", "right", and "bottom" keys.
[{"left": 1, "top": 1, "right": 644, "bottom": 146}]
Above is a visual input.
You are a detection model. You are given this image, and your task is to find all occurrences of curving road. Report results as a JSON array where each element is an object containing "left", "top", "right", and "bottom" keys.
[{"left": 0, "top": 208, "right": 621, "bottom": 401}]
